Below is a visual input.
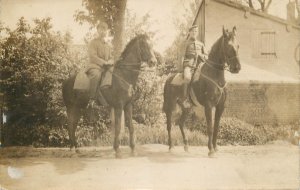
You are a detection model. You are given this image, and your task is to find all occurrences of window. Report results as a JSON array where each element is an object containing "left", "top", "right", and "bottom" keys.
[{"left": 252, "top": 30, "right": 277, "bottom": 59}]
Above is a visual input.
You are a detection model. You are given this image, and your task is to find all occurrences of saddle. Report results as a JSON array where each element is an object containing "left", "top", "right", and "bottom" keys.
[
  {"left": 73, "top": 67, "right": 114, "bottom": 90},
  {"left": 170, "top": 63, "right": 204, "bottom": 107},
  {"left": 170, "top": 63, "right": 203, "bottom": 86}
]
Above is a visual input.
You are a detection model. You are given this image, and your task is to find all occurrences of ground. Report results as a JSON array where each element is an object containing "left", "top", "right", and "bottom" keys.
[{"left": 0, "top": 141, "right": 299, "bottom": 190}]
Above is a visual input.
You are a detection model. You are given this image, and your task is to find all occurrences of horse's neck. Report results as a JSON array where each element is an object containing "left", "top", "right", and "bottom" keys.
[
  {"left": 114, "top": 61, "right": 140, "bottom": 86},
  {"left": 206, "top": 38, "right": 225, "bottom": 82}
]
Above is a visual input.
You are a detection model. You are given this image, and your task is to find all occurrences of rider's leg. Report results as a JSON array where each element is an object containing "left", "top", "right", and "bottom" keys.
[
  {"left": 181, "top": 66, "right": 192, "bottom": 108},
  {"left": 87, "top": 68, "right": 101, "bottom": 100}
]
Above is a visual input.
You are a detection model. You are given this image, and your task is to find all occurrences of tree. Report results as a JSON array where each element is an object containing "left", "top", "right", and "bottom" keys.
[
  {"left": 257, "top": 0, "right": 272, "bottom": 12},
  {"left": 124, "top": 10, "right": 157, "bottom": 42},
  {"left": 74, "top": 0, "right": 127, "bottom": 59},
  {"left": 241, "top": 0, "right": 272, "bottom": 12},
  {"left": 296, "top": 0, "right": 300, "bottom": 24}
]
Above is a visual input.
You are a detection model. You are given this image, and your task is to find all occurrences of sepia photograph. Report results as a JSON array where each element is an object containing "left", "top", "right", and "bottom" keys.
[{"left": 0, "top": 0, "right": 299, "bottom": 189}]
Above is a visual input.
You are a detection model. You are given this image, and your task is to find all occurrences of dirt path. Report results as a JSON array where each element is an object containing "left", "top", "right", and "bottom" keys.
[{"left": 0, "top": 142, "right": 299, "bottom": 190}]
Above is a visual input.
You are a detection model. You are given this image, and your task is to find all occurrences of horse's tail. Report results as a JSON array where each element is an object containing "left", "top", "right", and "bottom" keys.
[{"left": 162, "top": 74, "right": 177, "bottom": 113}]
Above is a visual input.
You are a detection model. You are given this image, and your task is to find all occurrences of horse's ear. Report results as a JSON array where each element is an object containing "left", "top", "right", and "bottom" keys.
[
  {"left": 222, "top": 26, "right": 228, "bottom": 38},
  {"left": 232, "top": 26, "right": 237, "bottom": 36}
]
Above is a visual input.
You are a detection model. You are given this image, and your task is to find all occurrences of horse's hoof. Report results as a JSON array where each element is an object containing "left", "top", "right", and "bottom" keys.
[
  {"left": 214, "top": 147, "right": 219, "bottom": 152},
  {"left": 115, "top": 150, "right": 122, "bottom": 159},
  {"left": 131, "top": 150, "right": 138, "bottom": 157},
  {"left": 169, "top": 146, "right": 175, "bottom": 153},
  {"left": 208, "top": 150, "right": 216, "bottom": 158},
  {"left": 75, "top": 148, "right": 80, "bottom": 154},
  {"left": 70, "top": 147, "right": 76, "bottom": 153},
  {"left": 184, "top": 145, "right": 189, "bottom": 152}
]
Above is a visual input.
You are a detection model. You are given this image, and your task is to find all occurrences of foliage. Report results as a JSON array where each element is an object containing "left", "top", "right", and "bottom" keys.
[
  {"left": 163, "top": 0, "right": 199, "bottom": 75},
  {"left": 74, "top": 0, "right": 127, "bottom": 57},
  {"left": 124, "top": 10, "right": 157, "bottom": 43},
  {"left": 133, "top": 71, "right": 165, "bottom": 126},
  {"left": 0, "top": 17, "right": 74, "bottom": 127},
  {"left": 0, "top": 17, "right": 82, "bottom": 146},
  {"left": 191, "top": 117, "right": 297, "bottom": 146}
]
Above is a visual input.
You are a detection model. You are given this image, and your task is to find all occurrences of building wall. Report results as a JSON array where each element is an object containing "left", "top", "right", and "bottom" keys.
[
  {"left": 192, "top": 1, "right": 300, "bottom": 124},
  {"left": 200, "top": 0, "right": 300, "bottom": 78},
  {"left": 194, "top": 82, "right": 300, "bottom": 125},
  {"left": 224, "top": 82, "right": 300, "bottom": 124}
]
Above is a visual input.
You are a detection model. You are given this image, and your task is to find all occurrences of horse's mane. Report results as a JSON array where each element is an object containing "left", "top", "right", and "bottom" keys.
[
  {"left": 208, "top": 36, "right": 223, "bottom": 59},
  {"left": 119, "top": 34, "right": 147, "bottom": 59}
]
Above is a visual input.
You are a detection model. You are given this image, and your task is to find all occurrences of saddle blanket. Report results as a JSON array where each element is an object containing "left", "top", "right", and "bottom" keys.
[
  {"left": 73, "top": 67, "right": 114, "bottom": 90},
  {"left": 73, "top": 71, "right": 90, "bottom": 90}
]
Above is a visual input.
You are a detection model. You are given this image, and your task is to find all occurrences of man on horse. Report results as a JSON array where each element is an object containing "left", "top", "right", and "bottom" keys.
[
  {"left": 86, "top": 21, "right": 114, "bottom": 106},
  {"left": 180, "top": 24, "right": 207, "bottom": 108}
]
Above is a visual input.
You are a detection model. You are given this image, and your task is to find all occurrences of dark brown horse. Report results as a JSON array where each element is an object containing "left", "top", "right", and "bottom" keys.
[
  {"left": 62, "top": 34, "right": 157, "bottom": 158},
  {"left": 163, "top": 27, "right": 241, "bottom": 157}
]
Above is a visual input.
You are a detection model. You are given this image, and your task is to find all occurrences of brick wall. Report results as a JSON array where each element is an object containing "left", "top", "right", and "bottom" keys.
[{"left": 224, "top": 82, "right": 300, "bottom": 124}]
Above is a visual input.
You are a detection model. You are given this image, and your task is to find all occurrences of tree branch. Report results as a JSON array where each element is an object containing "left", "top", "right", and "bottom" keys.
[{"left": 264, "top": 0, "right": 272, "bottom": 12}]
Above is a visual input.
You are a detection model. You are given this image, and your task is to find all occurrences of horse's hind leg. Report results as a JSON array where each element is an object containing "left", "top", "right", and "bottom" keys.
[
  {"left": 179, "top": 109, "right": 189, "bottom": 152},
  {"left": 213, "top": 103, "right": 225, "bottom": 152},
  {"left": 67, "top": 107, "right": 81, "bottom": 153},
  {"left": 124, "top": 103, "right": 136, "bottom": 156}
]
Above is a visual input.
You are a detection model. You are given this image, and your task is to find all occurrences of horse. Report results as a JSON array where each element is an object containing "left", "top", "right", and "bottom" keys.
[
  {"left": 62, "top": 34, "right": 157, "bottom": 158},
  {"left": 163, "top": 27, "right": 241, "bottom": 157}
]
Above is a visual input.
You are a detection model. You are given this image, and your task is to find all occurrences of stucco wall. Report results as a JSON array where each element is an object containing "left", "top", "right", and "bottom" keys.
[{"left": 201, "top": 0, "right": 300, "bottom": 79}]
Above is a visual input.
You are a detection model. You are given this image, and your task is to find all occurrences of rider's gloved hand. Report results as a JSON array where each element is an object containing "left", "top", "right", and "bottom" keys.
[{"left": 105, "top": 59, "right": 114, "bottom": 66}]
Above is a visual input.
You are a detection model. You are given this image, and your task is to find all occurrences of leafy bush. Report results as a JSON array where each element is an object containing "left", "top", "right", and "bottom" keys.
[
  {"left": 0, "top": 17, "right": 79, "bottom": 146},
  {"left": 191, "top": 117, "right": 297, "bottom": 146}
]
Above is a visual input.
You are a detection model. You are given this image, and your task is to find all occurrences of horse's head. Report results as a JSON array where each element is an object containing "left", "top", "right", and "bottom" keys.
[
  {"left": 121, "top": 34, "right": 157, "bottom": 67},
  {"left": 136, "top": 34, "right": 157, "bottom": 67},
  {"left": 222, "top": 26, "right": 241, "bottom": 73}
]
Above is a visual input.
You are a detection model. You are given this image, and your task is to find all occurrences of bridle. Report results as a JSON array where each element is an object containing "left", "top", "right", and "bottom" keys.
[
  {"left": 197, "top": 35, "right": 238, "bottom": 104},
  {"left": 205, "top": 36, "right": 239, "bottom": 72},
  {"left": 107, "top": 37, "right": 153, "bottom": 89},
  {"left": 116, "top": 37, "right": 150, "bottom": 72}
]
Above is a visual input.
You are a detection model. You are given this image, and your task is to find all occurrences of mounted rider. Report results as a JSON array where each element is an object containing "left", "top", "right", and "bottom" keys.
[
  {"left": 179, "top": 24, "right": 208, "bottom": 108},
  {"left": 86, "top": 21, "right": 114, "bottom": 106}
]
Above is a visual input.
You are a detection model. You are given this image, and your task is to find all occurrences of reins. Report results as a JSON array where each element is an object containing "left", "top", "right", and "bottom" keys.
[
  {"left": 196, "top": 36, "right": 233, "bottom": 104},
  {"left": 106, "top": 37, "right": 152, "bottom": 89}
]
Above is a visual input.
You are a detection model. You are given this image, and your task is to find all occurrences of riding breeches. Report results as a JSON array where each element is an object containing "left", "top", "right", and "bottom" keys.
[{"left": 86, "top": 68, "right": 102, "bottom": 99}]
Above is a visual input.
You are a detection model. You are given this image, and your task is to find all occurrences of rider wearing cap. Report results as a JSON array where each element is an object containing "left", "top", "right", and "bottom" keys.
[
  {"left": 180, "top": 24, "right": 208, "bottom": 108},
  {"left": 86, "top": 21, "right": 114, "bottom": 106}
]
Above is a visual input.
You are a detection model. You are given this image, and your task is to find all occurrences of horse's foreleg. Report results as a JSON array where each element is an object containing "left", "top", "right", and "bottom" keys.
[
  {"left": 213, "top": 104, "right": 224, "bottom": 152},
  {"left": 113, "top": 107, "right": 123, "bottom": 158},
  {"left": 179, "top": 110, "right": 189, "bottom": 152},
  {"left": 166, "top": 112, "right": 174, "bottom": 151},
  {"left": 205, "top": 105, "right": 214, "bottom": 157},
  {"left": 124, "top": 103, "right": 136, "bottom": 156}
]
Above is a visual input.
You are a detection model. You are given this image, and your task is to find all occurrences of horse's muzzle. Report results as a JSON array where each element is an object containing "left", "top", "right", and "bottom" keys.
[{"left": 230, "top": 64, "right": 241, "bottom": 73}]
